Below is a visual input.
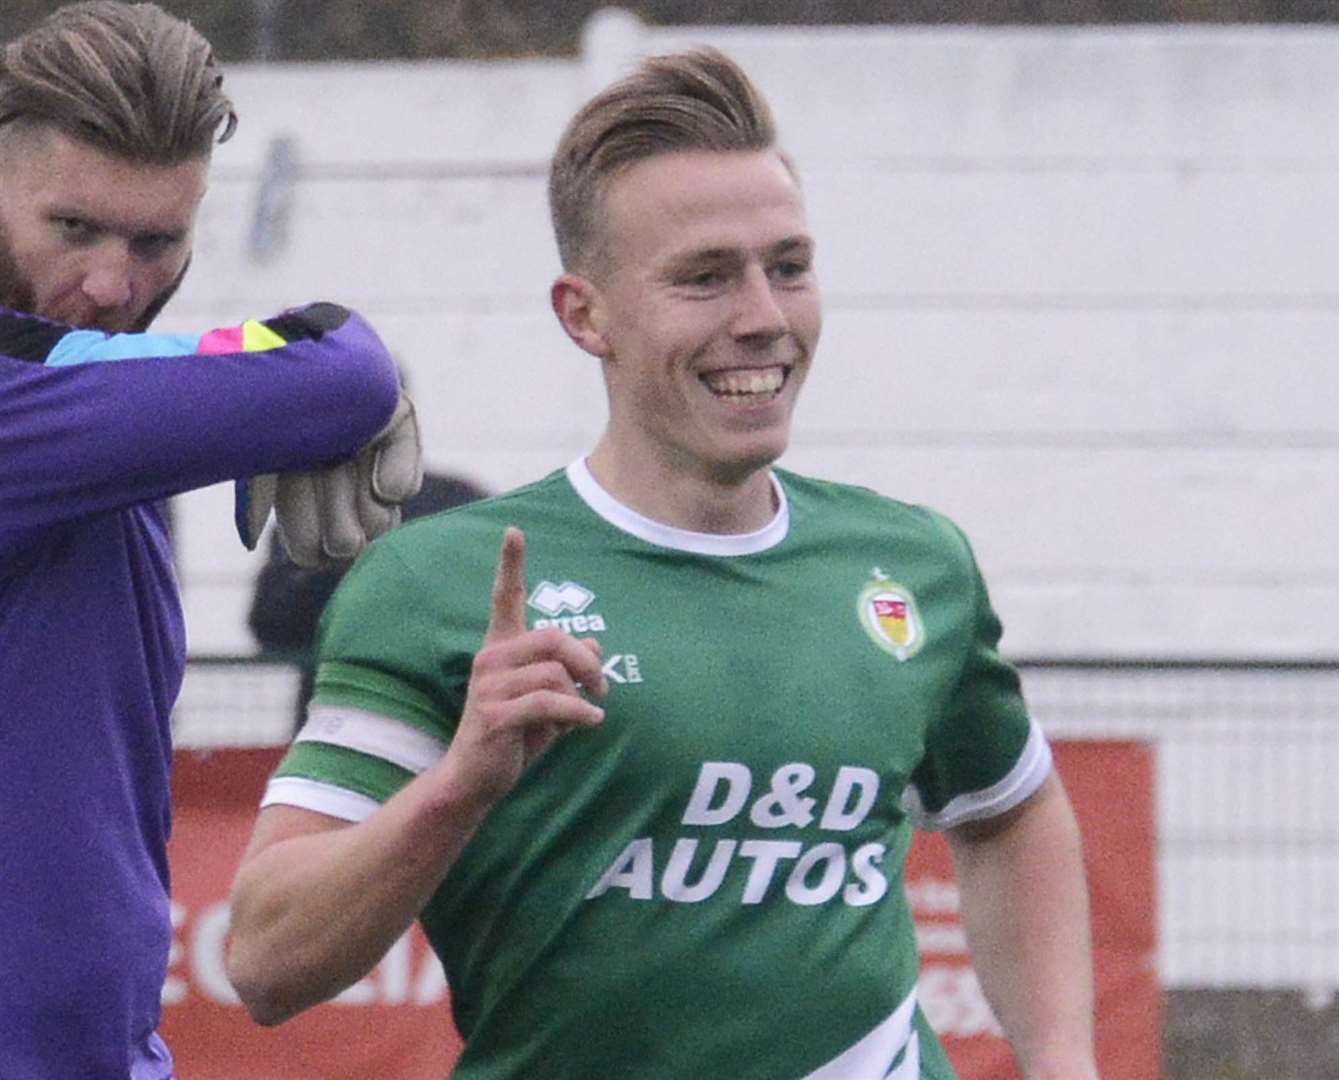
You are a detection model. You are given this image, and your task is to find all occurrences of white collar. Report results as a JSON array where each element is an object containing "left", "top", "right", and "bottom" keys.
[{"left": 565, "top": 458, "right": 789, "bottom": 556}]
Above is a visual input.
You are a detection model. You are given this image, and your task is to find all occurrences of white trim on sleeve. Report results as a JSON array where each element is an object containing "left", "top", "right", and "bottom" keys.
[
  {"left": 260, "top": 776, "right": 383, "bottom": 823},
  {"left": 295, "top": 704, "right": 448, "bottom": 775},
  {"left": 901, "top": 717, "right": 1054, "bottom": 832}
]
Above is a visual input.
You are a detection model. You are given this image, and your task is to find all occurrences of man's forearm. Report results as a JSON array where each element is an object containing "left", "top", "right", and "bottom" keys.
[
  {"left": 226, "top": 765, "right": 491, "bottom": 1025},
  {"left": 229, "top": 534, "right": 609, "bottom": 1026},
  {"left": 946, "top": 771, "right": 1099, "bottom": 1080}
]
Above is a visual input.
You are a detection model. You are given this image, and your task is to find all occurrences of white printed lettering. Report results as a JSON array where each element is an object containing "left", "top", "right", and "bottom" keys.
[
  {"left": 602, "top": 655, "right": 627, "bottom": 684},
  {"left": 844, "top": 842, "right": 890, "bottom": 906},
  {"left": 335, "top": 972, "right": 377, "bottom": 1004},
  {"left": 164, "top": 902, "right": 447, "bottom": 1008},
  {"left": 737, "top": 839, "right": 803, "bottom": 904},
  {"left": 586, "top": 838, "right": 655, "bottom": 899},
  {"left": 415, "top": 947, "right": 449, "bottom": 1004},
  {"left": 584, "top": 836, "right": 891, "bottom": 910},
  {"left": 161, "top": 901, "right": 187, "bottom": 1006},
  {"left": 532, "top": 614, "right": 606, "bottom": 633},
  {"left": 192, "top": 902, "right": 240, "bottom": 1005},
  {"left": 916, "top": 924, "right": 969, "bottom": 954},
  {"left": 600, "top": 654, "right": 643, "bottom": 684},
  {"left": 379, "top": 934, "right": 412, "bottom": 1004},
  {"left": 919, "top": 965, "right": 1003, "bottom": 1037},
  {"left": 750, "top": 763, "right": 817, "bottom": 828},
  {"left": 905, "top": 877, "right": 960, "bottom": 915},
  {"left": 682, "top": 762, "right": 752, "bottom": 826},
  {"left": 661, "top": 838, "right": 737, "bottom": 902},
  {"left": 819, "top": 766, "right": 881, "bottom": 831},
  {"left": 784, "top": 842, "right": 847, "bottom": 905}
]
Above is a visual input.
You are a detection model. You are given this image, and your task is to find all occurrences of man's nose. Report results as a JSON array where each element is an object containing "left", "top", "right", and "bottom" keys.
[
  {"left": 81, "top": 242, "right": 134, "bottom": 310},
  {"left": 732, "top": 264, "right": 788, "bottom": 341}
]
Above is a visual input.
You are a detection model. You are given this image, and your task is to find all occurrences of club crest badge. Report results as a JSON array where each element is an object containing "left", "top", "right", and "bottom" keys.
[{"left": 857, "top": 569, "right": 925, "bottom": 661}]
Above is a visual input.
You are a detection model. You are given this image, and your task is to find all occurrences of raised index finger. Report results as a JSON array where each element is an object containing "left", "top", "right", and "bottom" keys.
[{"left": 485, "top": 526, "right": 528, "bottom": 643}]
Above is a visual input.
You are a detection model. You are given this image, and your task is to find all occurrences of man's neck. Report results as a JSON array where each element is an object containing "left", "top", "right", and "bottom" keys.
[{"left": 584, "top": 442, "right": 779, "bottom": 535}]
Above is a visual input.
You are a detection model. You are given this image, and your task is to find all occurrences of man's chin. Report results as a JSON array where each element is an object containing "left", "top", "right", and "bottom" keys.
[
  {"left": 72, "top": 264, "right": 188, "bottom": 332},
  {"left": 0, "top": 253, "right": 188, "bottom": 331},
  {"left": 132, "top": 257, "right": 190, "bottom": 331},
  {"left": 0, "top": 253, "right": 36, "bottom": 316}
]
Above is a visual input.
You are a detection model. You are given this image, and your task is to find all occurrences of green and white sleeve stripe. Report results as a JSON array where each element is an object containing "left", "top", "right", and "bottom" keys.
[
  {"left": 260, "top": 704, "right": 449, "bottom": 822},
  {"left": 901, "top": 718, "right": 1053, "bottom": 831}
]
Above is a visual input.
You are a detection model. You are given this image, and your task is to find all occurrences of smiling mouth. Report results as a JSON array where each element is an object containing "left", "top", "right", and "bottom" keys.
[{"left": 700, "top": 365, "right": 789, "bottom": 401}]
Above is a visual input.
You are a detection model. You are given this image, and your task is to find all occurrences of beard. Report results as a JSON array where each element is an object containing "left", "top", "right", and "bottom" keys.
[
  {"left": 0, "top": 215, "right": 189, "bottom": 332},
  {"left": 0, "top": 214, "right": 37, "bottom": 316},
  {"left": 130, "top": 256, "right": 189, "bottom": 332}
]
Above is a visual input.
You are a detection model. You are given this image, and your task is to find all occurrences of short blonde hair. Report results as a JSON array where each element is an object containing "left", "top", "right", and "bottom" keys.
[
  {"left": 0, "top": 1, "right": 236, "bottom": 164},
  {"left": 548, "top": 47, "right": 779, "bottom": 273}
]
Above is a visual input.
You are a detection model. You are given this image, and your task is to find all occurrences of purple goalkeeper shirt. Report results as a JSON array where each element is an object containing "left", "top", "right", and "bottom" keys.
[{"left": 0, "top": 304, "right": 400, "bottom": 1078}]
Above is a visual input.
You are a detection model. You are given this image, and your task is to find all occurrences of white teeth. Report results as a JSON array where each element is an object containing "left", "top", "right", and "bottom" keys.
[{"left": 702, "top": 367, "right": 785, "bottom": 397}]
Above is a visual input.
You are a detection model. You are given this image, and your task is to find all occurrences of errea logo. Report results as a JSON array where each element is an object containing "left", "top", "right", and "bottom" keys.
[
  {"left": 527, "top": 580, "right": 640, "bottom": 683},
  {"left": 528, "top": 580, "right": 606, "bottom": 633},
  {"left": 529, "top": 581, "right": 594, "bottom": 616}
]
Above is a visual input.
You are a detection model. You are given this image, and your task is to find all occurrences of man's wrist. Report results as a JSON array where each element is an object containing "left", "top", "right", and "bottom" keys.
[
  {"left": 1023, "top": 1055, "right": 1099, "bottom": 1080},
  {"left": 418, "top": 752, "right": 504, "bottom": 830}
]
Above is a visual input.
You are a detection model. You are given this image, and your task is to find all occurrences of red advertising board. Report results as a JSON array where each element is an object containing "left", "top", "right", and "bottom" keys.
[
  {"left": 906, "top": 740, "right": 1160, "bottom": 1079},
  {"left": 163, "top": 741, "right": 1157, "bottom": 1078},
  {"left": 162, "top": 749, "right": 462, "bottom": 1079}
]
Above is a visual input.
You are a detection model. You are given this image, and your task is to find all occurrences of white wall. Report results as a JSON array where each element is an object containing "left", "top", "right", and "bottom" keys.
[{"left": 166, "top": 13, "right": 1339, "bottom": 660}]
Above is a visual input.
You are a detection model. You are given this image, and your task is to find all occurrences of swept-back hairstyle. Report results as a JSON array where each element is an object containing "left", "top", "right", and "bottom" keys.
[
  {"left": 0, "top": 1, "right": 236, "bottom": 164},
  {"left": 548, "top": 46, "right": 780, "bottom": 274}
]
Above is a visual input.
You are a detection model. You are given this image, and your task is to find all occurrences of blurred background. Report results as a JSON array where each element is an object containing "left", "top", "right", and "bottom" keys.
[
  {"left": 9, "top": 2, "right": 1334, "bottom": 1077},
  {"left": 7, "top": 1, "right": 1339, "bottom": 61}
]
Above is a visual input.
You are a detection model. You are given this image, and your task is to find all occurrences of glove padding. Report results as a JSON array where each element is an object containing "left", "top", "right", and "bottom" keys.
[
  {"left": 236, "top": 393, "right": 424, "bottom": 568},
  {"left": 236, "top": 472, "right": 279, "bottom": 553}
]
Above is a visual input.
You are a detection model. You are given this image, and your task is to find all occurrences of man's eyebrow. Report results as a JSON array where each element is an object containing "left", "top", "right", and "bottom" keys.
[
  {"left": 666, "top": 236, "right": 813, "bottom": 264},
  {"left": 43, "top": 203, "right": 89, "bottom": 221},
  {"left": 667, "top": 246, "right": 738, "bottom": 266},
  {"left": 45, "top": 205, "right": 186, "bottom": 242},
  {"left": 659, "top": 234, "right": 816, "bottom": 278},
  {"left": 767, "top": 235, "right": 814, "bottom": 258},
  {"left": 660, "top": 247, "right": 741, "bottom": 278}
]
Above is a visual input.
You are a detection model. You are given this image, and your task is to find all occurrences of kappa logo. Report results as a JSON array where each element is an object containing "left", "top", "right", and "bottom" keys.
[
  {"left": 529, "top": 580, "right": 607, "bottom": 634},
  {"left": 857, "top": 568, "right": 925, "bottom": 662}
]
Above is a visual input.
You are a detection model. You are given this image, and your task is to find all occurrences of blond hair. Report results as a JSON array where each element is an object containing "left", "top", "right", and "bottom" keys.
[
  {"left": 548, "top": 47, "right": 779, "bottom": 273},
  {"left": 0, "top": 1, "right": 235, "bottom": 164}
]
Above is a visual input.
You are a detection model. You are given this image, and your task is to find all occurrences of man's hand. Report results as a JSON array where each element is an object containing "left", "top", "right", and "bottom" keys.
[
  {"left": 238, "top": 392, "right": 424, "bottom": 568},
  {"left": 225, "top": 527, "right": 606, "bottom": 1027},
  {"left": 437, "top": 527, "right": 607, "bottom": 809}
]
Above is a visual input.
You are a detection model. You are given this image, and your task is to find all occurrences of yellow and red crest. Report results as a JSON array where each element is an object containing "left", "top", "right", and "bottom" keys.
[{"left": 858, "top": 571, "right": 925, "bottom": 661}]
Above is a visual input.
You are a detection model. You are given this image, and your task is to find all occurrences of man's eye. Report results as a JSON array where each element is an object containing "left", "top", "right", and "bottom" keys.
[
  {"left": 132, "top": 235, "right": 176, "bottom": 259},
  {"left": 683, "top": 270, "right": 722, "bottom": 288},
  {"left": 54, "top": 217, "right": 92, "bottom": 241},
  {"left": 772, "top": 259, "right": 810, "bottom": 282}
]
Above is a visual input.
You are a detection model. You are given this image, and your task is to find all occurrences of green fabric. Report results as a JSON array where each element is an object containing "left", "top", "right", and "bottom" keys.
[{"left": 269, "top": 466, "right": 1037, "bottom": 1079}]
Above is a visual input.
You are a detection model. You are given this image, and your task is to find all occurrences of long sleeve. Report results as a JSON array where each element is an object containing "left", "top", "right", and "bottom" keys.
[{"left": 0, "top": 303, "right": 399, "bottom": 563}]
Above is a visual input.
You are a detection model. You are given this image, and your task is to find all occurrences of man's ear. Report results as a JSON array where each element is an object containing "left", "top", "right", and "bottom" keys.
[{"left": 551, "top": 272, "right": 610, "bottom": 358}]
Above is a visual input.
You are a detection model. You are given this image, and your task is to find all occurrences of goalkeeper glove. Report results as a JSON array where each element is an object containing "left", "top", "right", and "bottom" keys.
[{"left": 237, "top": 392, "right": 423, "bottom": 568}]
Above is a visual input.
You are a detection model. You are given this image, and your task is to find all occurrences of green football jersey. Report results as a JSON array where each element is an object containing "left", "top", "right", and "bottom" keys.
[{"left": 263, "top": 460, "right": 1051, "bottom": 1080}]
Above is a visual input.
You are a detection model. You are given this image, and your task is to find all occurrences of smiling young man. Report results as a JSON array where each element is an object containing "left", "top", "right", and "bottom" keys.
[
  {"left": 0, "top": 5, "right": 420, "bottom": 1077},
  {"left": 227, "top": 49, "right": 1098, "bottom": 1079}
]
